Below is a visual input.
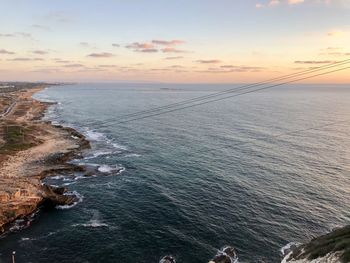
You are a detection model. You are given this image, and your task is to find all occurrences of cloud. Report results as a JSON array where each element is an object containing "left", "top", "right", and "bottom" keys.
[
  {"left": 220, "top": 65, "right": 265, "bottom": 71},
  {"left": 15, "top": 32, "right": 32, "bottom": 38},
  {"left": 126, "top": 40, "right": 187, "bottom": 54},
  {"left": 0, "top": 49, "right": 15, "bottom": 55},
  {"left": 0, "top": 33, "right": 14, "bottom": 37},
  {"left": 80, "top": 42, "right": 90, "bottom": 47},
  {"left": 87, "top": 52, "right": 114, "bottom": 58},
  {"left": 32, "top": 50, "right": 48, "bottom": 55},
  {"left": 138, "top": 48, "right": 158, "bottom": 53},
  {"left": 126, "top": 42, "right": 158, "bottom": 53},
  {"left": 161, "top": 47, "right": 188, "bottom": 53},
  {"left": 32, "top": 24, "right": 50, "bottom": 31},
  {"left": 258, "top": 0, "right": 350, "bottom": 8},
  {"left": 269, "top": 0, "right": 280, "bottom": 6},
  {"left": 288, "top": 0, "right": 304, "bottom": 4},
  {"left": 169, "top": 65, "right": 184, "bottom": 68},
  {"left": 45, "top": 11, "right": 72, "bottom": 23},
  {"left": 112, "top": 43, "right": 120, "bottom": 47},
  {"left": 126, "top": 42, "right": 155, "bottom": 49},
  {"left": 0, "top": 32, "right": 32, "bottom": 39},
  {"left": 63, "top": 63, "right": 84, "bottom": 68},
  {"left": 152, "top": 40, "right": 185, "bottom": 46},
  {"left": 164, "top": 56, "right": 184, "bottom": 60},
  {"left": 98, "top": 65, "right": 118, "bottom": 68},
  {"left": 327, "top": 29, "right": 346, "bottom": 37},
  {"left": 256, "top": 0, "right": 306, "bottom": 8},
  {"left": 8, "top": 57, "right": 44, "bottom": 61},
  {"left": 196, "top": 59, "right": 222, "bottom": 64},
  {"left": 196, "top": 65, "right": 265, "bottom": 74},
  {"left": 55, "top": 60, "right": 72, "bottom": 63},
  {"left": 294, "top": 60, "right": 335, "bottom": 64}
]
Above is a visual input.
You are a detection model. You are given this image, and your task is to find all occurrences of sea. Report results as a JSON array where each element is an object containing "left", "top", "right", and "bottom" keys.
[{"left": 0, "top": 83, "right": 349, "bottom": 263}]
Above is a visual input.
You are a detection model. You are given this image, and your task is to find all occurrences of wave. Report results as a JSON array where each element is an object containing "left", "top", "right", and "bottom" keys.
[
  {"left": 62, "top": 182, "right": 76, "bottom": 186},
  {"left": 97, "top": 164, "right": 124, "bottom": 174},
  {"left": 159, "top": 255, "right": 176, "bottom": 263},
  {"left": 56, "top": 191, "right": 83, "bottom": 210},
  {"left": 124, "top": 153, "right": 141, "bottom": 158},
  {"left": 84, "top": 128, "right": 127, "bottom": 151},
  {"left": 280, "top": 242, "right": 301, "bottom": 263},
  {"left": 50, "top": 175, "right": 67, "bottom": 180},
  {"left": 72, "top": 210, "right": 109, "bottom": 228},
  {"left": 209, "top": 246, "right": 238, "bottom": 263},
  {"left": 9, "top": 211, "right": 39, "bottom": 232},
  {"left": 85, "top": 130, "right": 107, "bottom": 141},
  {"left": 72, "top": 220, "right": 109, "bottom": 228},
  {"left": 84, "top": 150, "right": 114, "bottom": 160}
]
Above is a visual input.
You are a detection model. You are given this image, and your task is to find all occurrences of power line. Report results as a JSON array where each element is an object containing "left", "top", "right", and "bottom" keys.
[
  {"left": 99, "top": 66, "right": 349, "bottom": 127},
  {"left": 88, "top": 59, "right": 350, "bottom": 127}
]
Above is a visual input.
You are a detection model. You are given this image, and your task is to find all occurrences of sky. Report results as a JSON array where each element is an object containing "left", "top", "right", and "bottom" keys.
[{"left": 0, "top": 0, "right": 350, "bottom": 83}]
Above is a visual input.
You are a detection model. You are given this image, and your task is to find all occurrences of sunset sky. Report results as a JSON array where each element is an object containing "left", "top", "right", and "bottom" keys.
[{"left": 0, "top": 0, "right": 350, "bottom": 83}]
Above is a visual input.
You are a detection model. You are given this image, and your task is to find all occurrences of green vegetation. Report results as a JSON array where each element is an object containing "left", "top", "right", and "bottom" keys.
[{"left": 0, "top": 125, "right": 35, "bottom": 153}]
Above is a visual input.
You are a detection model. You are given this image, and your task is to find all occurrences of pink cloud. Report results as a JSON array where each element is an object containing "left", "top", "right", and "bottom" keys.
[{"left": 152, "top": 40, "right": 185, "bottom": 46}]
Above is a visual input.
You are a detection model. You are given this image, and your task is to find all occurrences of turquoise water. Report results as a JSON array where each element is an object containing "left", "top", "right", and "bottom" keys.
[{"left": 0, "top": 83, "right": 349, "bottom": 262}]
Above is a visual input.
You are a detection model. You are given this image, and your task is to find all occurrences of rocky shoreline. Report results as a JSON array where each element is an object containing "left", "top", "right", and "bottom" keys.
[
  {"left": 0, "top": 83, "right": 91, "bottom": 234},
  {"left": 282, "top": 225, "right": 350, "bottom": 263}
]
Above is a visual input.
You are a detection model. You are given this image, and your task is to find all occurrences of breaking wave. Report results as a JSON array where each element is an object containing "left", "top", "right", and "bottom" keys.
[{"left": 56, "top": 191, "right": 83, "bottom": 210}]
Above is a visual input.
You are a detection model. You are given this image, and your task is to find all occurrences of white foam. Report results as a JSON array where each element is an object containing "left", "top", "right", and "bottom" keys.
[
  {"left": 112, "top": 142, "right": 127, "bottom": 151},
  {"left": 84, "top": 128, "right": 127, "bottom": 151},
  {"left": 85, "top": 130, "right": 107, "bottom": 141},
  {"left": 20, "top": 237, "right": 33, "bottom": 242},
  {"left": 97, "top": 164, "right": 125, "bottom": 174},
  {"left": 79, "top": 220, "right": 109, "bottom": 228},
  {"left": 56, "top": 191, "right": 83, "bottom": 210},
  {"left": 280, "top": 242, "right": 301, "bottom": 257},
  {"left": 124, "top": 153, "right": 141, "bottom": 158},
  {"left": 72, "top": 210, "right": 109, "bottom": 228},
  {"left": 84, "top": 150, "right": 113, "bottom": 160},
  {"left": 50, "top": 175, "right": 67, "bottom": 180},
  {"left": 63, "top": 182, "right": 76, "bottom": 186}
]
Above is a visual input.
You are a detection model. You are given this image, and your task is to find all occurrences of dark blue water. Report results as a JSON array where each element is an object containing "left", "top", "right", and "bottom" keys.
[{"left": 0, "top": 83, "right": 349, "bottom": 263}]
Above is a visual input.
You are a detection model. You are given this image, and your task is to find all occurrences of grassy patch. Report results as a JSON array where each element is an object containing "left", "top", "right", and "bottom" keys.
[{"left": 0, "top": 125, "right": 35, "bottom": 153}]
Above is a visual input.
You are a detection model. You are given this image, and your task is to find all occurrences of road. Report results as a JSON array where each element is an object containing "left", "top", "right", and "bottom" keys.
[{"left": 0, "top": 100, "right": 16, "bottom": 118}]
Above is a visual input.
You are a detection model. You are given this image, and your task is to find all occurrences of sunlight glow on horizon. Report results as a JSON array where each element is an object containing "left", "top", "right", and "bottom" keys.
[{"left": 0, "top": 0, "right": 350, "bottom": 83}]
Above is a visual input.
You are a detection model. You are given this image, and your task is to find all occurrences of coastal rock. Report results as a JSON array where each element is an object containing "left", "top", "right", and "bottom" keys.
[
  {"left": 40, "top": 184, "right": 77, "bottom": 207},
  {"left": 209, "top": 246, "right": 238, "bottom": 263},
  {"left": 160, "top": 255, "right": 176, "bottom": 263},
  {"left": 0, "top": 84, "right": 89, "bottom": 234},
  {"left": 282, "top": 226, "right": 350, "bottom": 263}
]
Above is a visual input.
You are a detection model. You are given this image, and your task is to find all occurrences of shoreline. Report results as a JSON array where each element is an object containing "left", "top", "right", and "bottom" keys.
[{"left": 0, "top": 84, "right": 91, "bottom": 234}]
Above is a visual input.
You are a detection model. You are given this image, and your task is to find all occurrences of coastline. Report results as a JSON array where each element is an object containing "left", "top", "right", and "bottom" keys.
[
  {"left": 0, "top": 83, "right": 348, "bottom": 262},
  {"left": 0, "top": 84, "right": 91, "bottom": 234}
]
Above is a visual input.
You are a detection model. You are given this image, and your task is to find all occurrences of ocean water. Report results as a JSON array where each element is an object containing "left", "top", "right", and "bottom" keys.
[{"left": 0, "top": 83, "right": 350, "bottom": 263}]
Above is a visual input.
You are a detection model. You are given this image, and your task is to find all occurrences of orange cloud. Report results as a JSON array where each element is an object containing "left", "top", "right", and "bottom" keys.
[
  {"left": 327, "top": 29, "right": 347, "bottom": 37},
  {"left": 196, "top": 59, "right": 222, "bottom": 64}
]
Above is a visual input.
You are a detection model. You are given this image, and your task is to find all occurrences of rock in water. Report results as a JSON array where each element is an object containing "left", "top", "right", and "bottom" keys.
[
  {"left": 160, "top": 255, "right": 176, "bottom": 263},
  {"left": 209, "top": 246, "right": 238, "bottom": 263},
  {"left": 40, "top": 184, "right": 77, "bottom": 207}
]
